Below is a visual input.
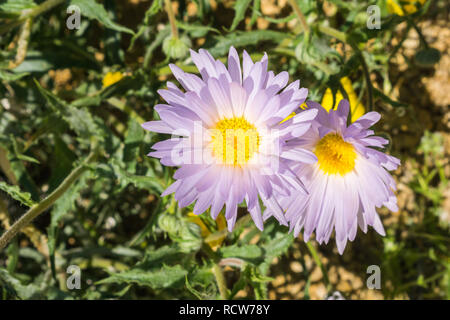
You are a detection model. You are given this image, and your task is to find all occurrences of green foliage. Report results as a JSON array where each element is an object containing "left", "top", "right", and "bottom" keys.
[
  {"left": 0, "top": 181, "right": 35, "bottom": 207},
  {"left": 0, "top": 0, "right": 447, "bottom": 301},
  {"left": 98, "top": 265, "right": 188, "bottom": 289},
  {"left": 70, "top": 0, "right": 134, "bottom": 35},
  {"left": 230, "top": 0, "right": 252, "bottom": 31},
  {"left": 0, "top": 0, "right": 36, "bottom": 19}
]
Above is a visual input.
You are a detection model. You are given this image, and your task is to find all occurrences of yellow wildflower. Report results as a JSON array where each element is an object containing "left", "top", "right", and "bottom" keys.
[
  {"left": 102, "top": 71, "right": 123, "bottom": 88},
  {"left": 187, "top": 212, "right": 227, "bottom": 250},
  {"left": 387, "top": 0, "right": 426, "bottom": 16},
  {"left": 321, "top": 77, "right": 365, "bottom": 123}
]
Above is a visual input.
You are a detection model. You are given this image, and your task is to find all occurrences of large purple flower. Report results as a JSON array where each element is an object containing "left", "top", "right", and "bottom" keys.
[
  {"left": 142, "top": 47, "right": 318, "bottom": 231},
  {"left": 267, "top": 100, "right": 400, "bottom": 254}
]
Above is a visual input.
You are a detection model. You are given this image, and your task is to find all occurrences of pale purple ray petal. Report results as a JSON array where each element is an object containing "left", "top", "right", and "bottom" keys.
[
  {"left": 142, "top": 121, "right": 173, "bottom": 134},
  {"left": 228, "top": 46, "right": 242, "bottom": 84}
]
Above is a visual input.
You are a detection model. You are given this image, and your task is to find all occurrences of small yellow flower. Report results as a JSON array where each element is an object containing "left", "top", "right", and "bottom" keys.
[
  {"left": 187, "top": 212, "right": 227, "bottom": 250},
  {"left": 321, "top": 77, "right": 365, "bottom": 123},
  {"left": 387, "top": 0, "right": 426, "bottom": 16},
  {"left": 102, "top": 71, "right": 123, "bottom": 88}
]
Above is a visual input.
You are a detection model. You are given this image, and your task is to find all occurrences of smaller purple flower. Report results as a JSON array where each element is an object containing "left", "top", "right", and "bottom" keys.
[{"left": 266, "top": 100, "right": 400, "bottom": 254}]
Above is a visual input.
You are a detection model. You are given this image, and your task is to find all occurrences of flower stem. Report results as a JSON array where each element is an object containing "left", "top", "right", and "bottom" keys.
[
  {"left": 212, "top": 263, "right": 229, "bottom": 300},
  {"left": 202, "top": 242, "right": 229, "bottom": 300},
  {"left": 306, "top": 242, "right": 331, "bottom": 293},
  {"left": 287, "top": 0, "right": 310, "bottom": 34},
  {"left": 164, "top": 0, "right": 178, "bottom": 39},
  {"left": 0, "top": 151, "right": 96, "bottom": 251},
  {"left": 355, "top": 49, "right": 374, "bottom": 112}
]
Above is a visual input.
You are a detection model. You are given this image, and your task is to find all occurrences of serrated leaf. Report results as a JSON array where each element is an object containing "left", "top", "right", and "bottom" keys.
[
  {"left": 230, "top": 0, "right": 252, "bottom": 31},
  {"left": 0, "top": 268, "right": 40, "bottom": 299},
  {"left": 50, "top": 172, "right": 89, "bottom": 229},
  {"left": 263, "top": 233, "right": 294, "bottom": 260},
  {"left": 137, "top": 245, "right": 185, "bottom": 269},
  {"left": 70, "top": 0, "right": 134, "bottom": 35},
  {"left": 219, "top": 244, "right": 263, "bottom": 264},
  {"left": 110, "top": 160, "right": 165, "bottom": 193},
  {"left": 34, "top": 80, "right": 100, "bottom": 144},
  {"left": 98, "top": 265, "right": 187, "bottom": 289},
  {"left": 259, "top": 232, "right": 294, "bottom": 274},
  {"left": 0, "top": 181, "right": 36, "bottom": 207}
]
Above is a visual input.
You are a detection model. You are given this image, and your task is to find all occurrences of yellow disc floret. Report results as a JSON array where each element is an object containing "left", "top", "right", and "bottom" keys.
[
  {"left": 211, "top": 117, "right": 260, "bottom": 166},
  {"left": 315, "top": 133, "right": 357, "bottom": 176}
]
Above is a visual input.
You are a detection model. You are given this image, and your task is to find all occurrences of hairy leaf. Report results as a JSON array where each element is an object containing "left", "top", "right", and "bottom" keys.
[{"left": 0, "top": 181, "right": 36, "bottom": 207}]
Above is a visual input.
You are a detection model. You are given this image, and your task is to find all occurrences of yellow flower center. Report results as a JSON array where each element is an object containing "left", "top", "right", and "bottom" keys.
[
  {"left": 211, "top": 117, "right": 260, "bottom": 166},
  {"left": 315, "top": 133, "right": 357, "bottom": 176}
]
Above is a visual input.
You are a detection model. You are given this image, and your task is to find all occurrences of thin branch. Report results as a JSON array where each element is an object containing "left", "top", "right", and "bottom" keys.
[
  {"left": 212, "top": 263, "right": 229, "bottom": 300},
  {"left": 9, "top": 18, "right": 32, "bottom": 69},
  {"left": 287, "top": 0, "right": 310, "bottom": 34},
  {"left": 318, "top": 25, "right": 348, "bottom": 43},
  {"left": 164, "top": 0, "right": 178, "bottom": 39},
  {"left": 0, "top": 151, "right": 97, "bottom": 251}
]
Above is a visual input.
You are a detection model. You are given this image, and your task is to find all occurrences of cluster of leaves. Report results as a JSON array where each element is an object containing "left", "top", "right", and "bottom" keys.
[
  {"left": 380, "top": 131, "right": 449, "bottom": 299},
  {"left": 0, "top": 0, "right": 447, "bottom": 300}
]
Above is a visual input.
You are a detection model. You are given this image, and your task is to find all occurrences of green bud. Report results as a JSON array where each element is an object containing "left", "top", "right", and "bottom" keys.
[{"left": 163, "top": 35, "right": 192, "bottom": 60}]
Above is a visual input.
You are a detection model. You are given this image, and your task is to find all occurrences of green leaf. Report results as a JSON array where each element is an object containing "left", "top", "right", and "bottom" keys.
[
  {"left": 177, "top": 222, "right": 203, "bottom": 253},
  {"left": 123, "top": 118, "right": 144, "bottom": 166},
  {"left": 70, "top": 0, "right": 134, "bottom": 35},
  {"left": 47, "top": 137, "right": 77, "bottom": 192},
  {"left": 0, "top": 268, "right": 40, "bottom": 299},
  {"left": 0, "top": 181, "right": 36, "bottom": 207},
  {"left": 177, "top": 21, "right": 220, "bottom": 37},
  {"left": 0, "top": 0, "right": 36, "bottom": 18},
  {"left": 263, "top": 233, "right": 294, "bottom": 261},
  {"left": 0, "top": 70, "right": 29, "bottom": 81},
  {"left": 209, "top": 30, "right": 291, "bottom": 56},
  {"left": 34, "top": 80, "right": 100, "bottom": 144},
  {"left": 373, "top": 87, "right": 408, "bottom": 108},
  {"left": 415, "top": 48, "right": 441, "bottom": 67},
  {"left": 47, "top": 170, "right": 90, "bottom": 279},
  {"left": 219, "top": 244, "right": 263, "bottom": 264},
  {"left": 249, "top": 0, "right": 260, "bottom": 27},
  {"left": 12, "top": 49, "right": 100, "bottom": 74},
  {"left": 98, "top": 265, "right": 187, "bottom": 289},
  {"left": 50, "top": 172, "right": 89, "bottom": 230},
  {"left": 0, "top": 144, "right": 40, "bottom": 201},
  {"left": 230, "top": 0, "right": 252, "bottom": 31},
  {"left": 109, "top": 160, "right": 165, "bottom": 193},
  {"left": 70, "top": 74, "right": 143, "bottom": 109},
  {"left": 259, "top": 230, "right": 294, "bottom": 274},
  {"left": 137, "top": 245, "right": 186, "bottom": 269}
]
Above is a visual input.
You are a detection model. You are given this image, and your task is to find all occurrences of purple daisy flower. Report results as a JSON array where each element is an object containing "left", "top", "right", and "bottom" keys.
[
  {"left": 142, "top": 47, "right": 318, "bottom": 231},
  {"left": 268, "top": 99, "right": 400, "bottom": 254}
]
